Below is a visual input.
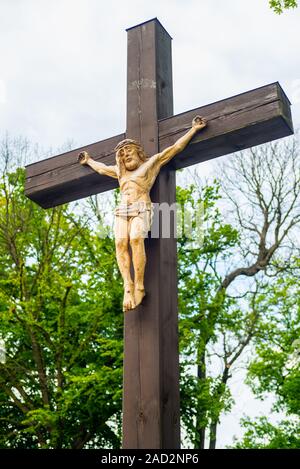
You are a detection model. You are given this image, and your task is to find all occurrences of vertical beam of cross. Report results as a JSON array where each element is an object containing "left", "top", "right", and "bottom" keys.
[{"left": 122, "top": 19, "right": 180, "bottom": 449}]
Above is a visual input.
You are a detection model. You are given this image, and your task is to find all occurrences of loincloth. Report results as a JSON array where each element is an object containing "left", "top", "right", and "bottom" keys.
[
  {"left": 114, "top": 201, "right": 153, "bottom": 219},
  {"left": 114, "top": 201, "right": 154, "bottom": 238}
]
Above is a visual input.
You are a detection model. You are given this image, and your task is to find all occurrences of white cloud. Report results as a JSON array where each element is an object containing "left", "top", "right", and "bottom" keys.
[
  {"left": 0, "top": 0, "right": 299, "bottom": 150},
  {"left": 0, "top": 80, "right": 6, "bottom": 104},
  {"left": 290, "top": 79, "right": 300, "bottom": 104}
]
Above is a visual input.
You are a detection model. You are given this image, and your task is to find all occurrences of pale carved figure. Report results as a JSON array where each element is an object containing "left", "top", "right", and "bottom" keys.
[{"left": 78, "top": 116, "right": 207, "bottom": 311}]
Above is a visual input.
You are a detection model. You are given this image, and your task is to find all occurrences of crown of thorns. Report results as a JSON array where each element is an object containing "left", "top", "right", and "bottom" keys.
[{"left": 114, "top": 139, "right": 142, "bottom": 152}]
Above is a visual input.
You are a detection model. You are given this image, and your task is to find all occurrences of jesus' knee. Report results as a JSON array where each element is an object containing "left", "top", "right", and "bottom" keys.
[
  {"left": 130, "top": 237, "right": 144, "bottom": 250},
  {"left": 116, "top": 238, "right": 130, "bottom": 269},
  {"left": 116, "top": 238, "right": 128, "bottom": 253}
]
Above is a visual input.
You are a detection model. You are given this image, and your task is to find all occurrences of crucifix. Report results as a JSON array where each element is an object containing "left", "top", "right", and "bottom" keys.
[
  {"left": 77, "top": 115, "right": 207, "bottom": 312},
  {"left": 25, "top": 18, "right": 293, "bottom": 449}
]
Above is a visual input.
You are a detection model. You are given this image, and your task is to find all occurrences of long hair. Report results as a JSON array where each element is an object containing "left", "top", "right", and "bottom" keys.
[{"left": 114, "top": 139, "right": 148, "bottom": 179}]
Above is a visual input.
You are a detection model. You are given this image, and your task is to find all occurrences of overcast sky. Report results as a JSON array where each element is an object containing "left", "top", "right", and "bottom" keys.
[
  {"left": 1, "top": 0, "right": 299, "bottom": 153},
  {"left": 1, "top": 0, "right": 299, "bottom": 448}
]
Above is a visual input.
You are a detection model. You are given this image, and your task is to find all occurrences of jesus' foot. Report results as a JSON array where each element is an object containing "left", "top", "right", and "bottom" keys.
[
  {"left": 123, "top": 283, "right": 135, "bottom": 312},
  {"left": 134, "top": 283, "right": 146, "bottom": 307}
]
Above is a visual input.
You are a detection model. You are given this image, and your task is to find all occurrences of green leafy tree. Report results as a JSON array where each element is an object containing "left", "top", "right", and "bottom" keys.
[
  {"left": 179, "top": 135, "right": 300, "bottom": 448},
  {"left": 246, "top": 271, "right": 300, "bottom": 415},
  {"left": 178, "top": 182, "right": 239, "bottom": 448},
  {"left": 1, "top": 133, "right": 299, "bottom": 449},
  {"left": 234, "top": 417, "right": 300, "bottom": 448},
  {"left": 269, "top": 0, "right": 298, "bottom": 14},
  {"left": 0, "top": 138, "right": 123, "bottom": 448},
  {"left": 177, "top": 182, "right": 265, "bottom": 449},
  {"left": 232, "top": 265, "right": 300, "bottom": 448}
]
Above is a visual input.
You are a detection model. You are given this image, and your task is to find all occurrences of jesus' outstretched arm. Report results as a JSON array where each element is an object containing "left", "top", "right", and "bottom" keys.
[
  {"left": 78, "top": 151, "right": 118, "bottom": 179},
  {"left": 155, "top": 116, "right": 207, "bottom": 168}
]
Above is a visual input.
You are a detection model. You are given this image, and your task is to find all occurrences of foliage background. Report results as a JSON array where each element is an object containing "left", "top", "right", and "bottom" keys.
[{"left": 0, "top": 133, "right": 299, "bottom": 448}]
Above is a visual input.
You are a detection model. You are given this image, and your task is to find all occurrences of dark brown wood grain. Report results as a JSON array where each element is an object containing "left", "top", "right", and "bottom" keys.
[
  {"left": 122, "top": 18, "right": 180, "bottom": 449},
  {"left": 25, "top": 133, "right": 124, "bottom": 208},
  {"left": 159, "top": 82, "right": 293, "bottom": 168},
  {"left": 25, "top": 82, "right": 292, "bottom": 208}
]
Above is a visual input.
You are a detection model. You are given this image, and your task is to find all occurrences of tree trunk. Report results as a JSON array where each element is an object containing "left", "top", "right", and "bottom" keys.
[
  {"left": 194, "top": 350, "right": 206, "bottom": 449},
  {"left": 209, "top": 421, "right": 217, "bottom": 449},
  {"left": 208, "top": 367, "right": 230, "bottom": 449}
]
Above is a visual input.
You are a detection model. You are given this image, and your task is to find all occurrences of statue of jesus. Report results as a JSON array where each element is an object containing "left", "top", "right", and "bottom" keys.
[{"left": 78, "top": 116, "right": 207, "bottom": 311}]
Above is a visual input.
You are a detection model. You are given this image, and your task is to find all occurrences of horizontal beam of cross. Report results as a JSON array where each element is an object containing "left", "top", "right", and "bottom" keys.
[{"left": 25, "top": 82, "right": 292, "bottom": 209}]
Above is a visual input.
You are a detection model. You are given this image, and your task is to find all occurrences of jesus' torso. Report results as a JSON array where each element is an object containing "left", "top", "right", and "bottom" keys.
[{"left": 118, "top": 155, "right": 160, "bottom": 205}]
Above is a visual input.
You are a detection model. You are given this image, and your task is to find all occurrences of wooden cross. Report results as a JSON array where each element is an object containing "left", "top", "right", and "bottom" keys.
[{"left": 25, "top": 18, "right": 293, "bottom": 449}]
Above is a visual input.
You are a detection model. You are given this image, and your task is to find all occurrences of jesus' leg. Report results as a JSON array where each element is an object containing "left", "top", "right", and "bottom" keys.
[
  {"left": 114, "top": 216, "right": 135, "bottom": 311},
  {"left": 130, "top": 237, "right": 146, "bottom": 307},
  {"left": 130, "top": 216, "right": 148, "bottom": 307}
]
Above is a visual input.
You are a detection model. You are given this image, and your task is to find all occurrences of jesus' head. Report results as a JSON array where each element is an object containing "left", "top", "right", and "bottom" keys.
[{"left": 115, "top": 139, "right": 147, "bottom": 171}]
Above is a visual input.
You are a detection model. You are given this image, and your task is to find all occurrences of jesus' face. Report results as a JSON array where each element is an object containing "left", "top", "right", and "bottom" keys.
[{"left": 118, "top": 145, "right": 141, "bottom": 171}]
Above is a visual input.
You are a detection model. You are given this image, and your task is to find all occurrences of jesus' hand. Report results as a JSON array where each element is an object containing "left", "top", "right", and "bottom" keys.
[
  {"left": 192, "top": 115, "right": 207, "bottom": 131},
  {"left": 78, "top": 151, "right": 90, "bottom": 165}
]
